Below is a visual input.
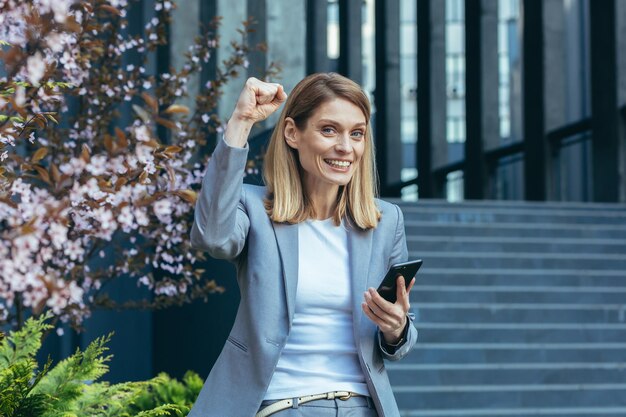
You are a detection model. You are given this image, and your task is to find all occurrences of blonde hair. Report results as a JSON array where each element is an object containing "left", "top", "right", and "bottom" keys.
[{"left": 263, "top": 72, "right": 381, "bottom": 230}]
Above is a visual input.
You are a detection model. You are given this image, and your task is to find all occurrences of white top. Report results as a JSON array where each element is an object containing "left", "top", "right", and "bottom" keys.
[{"left": 264, "top": 218, "right": 370, "bottom": 399}]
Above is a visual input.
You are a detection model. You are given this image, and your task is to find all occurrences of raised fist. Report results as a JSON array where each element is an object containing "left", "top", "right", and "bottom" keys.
[{"left": 231, "top": 77, "right": 288, "bottom": 124}]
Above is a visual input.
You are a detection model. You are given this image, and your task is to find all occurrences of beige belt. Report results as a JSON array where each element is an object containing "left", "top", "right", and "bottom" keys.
[{"left": 255, "top": 391, "right": 364, "bottom": 417}]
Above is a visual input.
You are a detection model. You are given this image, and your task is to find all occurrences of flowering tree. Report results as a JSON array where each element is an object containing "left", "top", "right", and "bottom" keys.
[{"left": 0, "top": 0, "right": 277, "bottom": 332}]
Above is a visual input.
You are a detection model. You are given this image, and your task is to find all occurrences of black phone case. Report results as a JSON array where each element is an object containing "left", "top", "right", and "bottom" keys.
[{"left": 376, "top": 260, "right": 423, "bottom": 303}]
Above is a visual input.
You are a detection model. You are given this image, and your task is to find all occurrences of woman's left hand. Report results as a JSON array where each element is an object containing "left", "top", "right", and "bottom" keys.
[{"left": 361, "top": 276, "right": 416, "bottom": 345}]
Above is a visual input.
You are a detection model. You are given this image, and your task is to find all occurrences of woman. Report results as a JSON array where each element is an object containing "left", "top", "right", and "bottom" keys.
[{"left": 189, "top": 73, "right": 417, "bottom": 417}]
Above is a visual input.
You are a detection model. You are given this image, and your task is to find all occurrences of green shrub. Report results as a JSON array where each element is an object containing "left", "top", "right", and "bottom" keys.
[{"left": 0, "top": 315, "right": 201, "bottom": 417}]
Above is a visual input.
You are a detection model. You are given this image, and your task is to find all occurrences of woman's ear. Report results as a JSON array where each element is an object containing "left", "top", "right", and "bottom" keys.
[{"left": 284, "top": 117, "right": 299, "bottom": 150}]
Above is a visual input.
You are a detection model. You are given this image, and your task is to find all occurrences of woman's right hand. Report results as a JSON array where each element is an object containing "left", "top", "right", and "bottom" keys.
[
  {"left": 233, "top": 77, "right": 287, "bottom": 123},
  {"left": 225, "top": 77, "right": 288, "bottom": 147}
]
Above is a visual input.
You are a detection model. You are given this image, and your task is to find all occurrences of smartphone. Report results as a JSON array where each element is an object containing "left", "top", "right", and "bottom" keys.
[{"left": 376, "top": 259, "right": 423, "bottom": 303}]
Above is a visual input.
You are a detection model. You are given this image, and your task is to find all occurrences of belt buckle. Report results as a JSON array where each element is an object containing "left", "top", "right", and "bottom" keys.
[{"left": 336, "top": 391, "right": 352, "bottom": 401}]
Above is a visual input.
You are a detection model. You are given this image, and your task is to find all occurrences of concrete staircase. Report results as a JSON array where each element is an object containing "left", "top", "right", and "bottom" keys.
[{"left": 389, "top": 199, "right": 626, "bottom": 417}]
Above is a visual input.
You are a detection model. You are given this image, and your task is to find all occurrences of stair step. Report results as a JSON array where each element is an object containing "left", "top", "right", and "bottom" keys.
[
  {"left": 398, "top": 407, "right": 626, "bottom": 417},
  {"left": 405, "top": 343, "right": 626, "bottom": 363},
  {"left": 400, "top": 209, "right": 626, "bottom": 225},
  {"left": 387, "top": 366, "right": 626, "bottom": 386},
  {"left": 397, "top": 406, "right": 626, "bottom": 417},
  {"left": 387, "top": 362, "right": 626, "bottom": 371},
  {"left": 413, "top": 308, "right": 626, "bottom": 324},
  {"left": 409, "top": 252, "right": 626, "bottom": 269},
  {"left": 413, "top": 284, "right": 626, "bottom": 293},
  {"left": 395, "top": 198, "right": 626, "bottom": 212},
  {"left": 406, "top": 222, "right": 626, "bottom": 239},
  {"left": 392, "top": 386, "right": 626, "bottom": 411},
  {"left": 417, "top": 269, "right": 626, "bottom": 288},
  {"left": 410, "top": 327, "right": 626, "bottom": 344},
  {"left": 407, "top": 236, "right": 626, "bottom": 254},
  {"left": 410, "top": 289, "right": 626, "bottom": 304},
  {"left": 411, "top": 302, "right": 626, "bottom": 312}
]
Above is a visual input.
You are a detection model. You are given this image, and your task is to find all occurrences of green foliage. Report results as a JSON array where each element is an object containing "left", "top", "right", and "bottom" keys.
[
  {"left": 0, "top": 316, "right": 200, "bottom": 417},
  {"left": 0, "top": 358, "right": 50, "bottom": 417},
  {"left": 33, "top": 334, "right": 113, "bottom": 413},
  {"left": 0, "top": 312, "right": 53, "bottom": 368},
  {"left": 130, "top": 372, "right": 203, "bottom": 413}
]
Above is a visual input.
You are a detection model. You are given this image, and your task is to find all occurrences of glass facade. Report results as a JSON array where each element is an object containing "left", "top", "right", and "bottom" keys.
[
  {"left": 446, "top": 0, "right": 466, "bottom": 146},
  {"left": 495, "top": 0, "right": 523, "bottom": 200},
  {"left": 400, "top": 0, "right": 418, "bottom": 201},
  {"left": 331, "top": 0, "right": 600, "bottom": 202},
  {"left": 498, "top": 0, "right": 520, "bottom": 141},
  {"left": 444, "top": 0, "right": 466, "bottom": 201},
  {"left": 327, "top": 0, "right": 339, "bottom": 60}
]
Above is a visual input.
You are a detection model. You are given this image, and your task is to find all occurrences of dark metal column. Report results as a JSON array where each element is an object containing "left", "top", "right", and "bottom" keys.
[
  {"left": 306, "top": 0, "right": 329, "bottom": 74},
  {"left": 521, "top": 0, "right": 548, "bottom": 201},
  {"left": 465, "top": 0, "right": 499, "bottom": 200},
  {"left": 465, "top": 0, "right": 484, "bottom": 199},
  {"left": 417, "top": 0, "right": 433, "bottom": 198},
  {"left": 247, "top": 0, "right": 267, "bottom": 78},
  {"left": 375, "top": 0, "right": 402, "bottom": 196},
  {"left": 619, "top": 0, "right": 626, "bottom": 202},
  {"left": 464, "top": 0, "right": 485, "bottom": 199},
  {"left": 590, "top": 0, "right": 620, "bottom": 202},
  {"left": 417, "top": 0, "right": 447, "bottom": 198},
  {"left": 338, "top": 0, "right": 362, "bottom": 83}
]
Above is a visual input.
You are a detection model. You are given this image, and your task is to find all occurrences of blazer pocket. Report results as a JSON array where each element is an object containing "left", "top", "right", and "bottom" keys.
[{"left": 226, "top": 335, "right": 249, "bottom": 353}]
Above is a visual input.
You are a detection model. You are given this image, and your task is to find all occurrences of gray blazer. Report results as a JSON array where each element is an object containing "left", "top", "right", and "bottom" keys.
[{"left": 188, "top": 137, "right": 417, "bottom": 417}]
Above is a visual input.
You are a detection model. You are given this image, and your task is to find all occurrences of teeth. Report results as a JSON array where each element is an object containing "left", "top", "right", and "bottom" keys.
[{"left": 326, "top": 159, "right": 351, "bottom": 167}]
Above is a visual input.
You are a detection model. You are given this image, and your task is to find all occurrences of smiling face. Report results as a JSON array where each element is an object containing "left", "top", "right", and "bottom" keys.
[{"left": 284, "top": 97, "right": 367, "bottom": 197}]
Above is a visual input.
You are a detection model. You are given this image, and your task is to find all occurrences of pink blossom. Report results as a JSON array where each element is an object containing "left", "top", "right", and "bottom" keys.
[
  {"left": 86, "top": 155, "right": 108, "bottom": 176},
  {"left": 134, "top": 208, "right": 149, "bottom": 226},
  {"left": 11, "top": 178, "right": 32, "bottom": 199},
  {"left": 38, "top": 246, "right": 54, "bottom": 262},
  {"left": 0, "top": 0, "right": 240, "bottom": 330},
  {"left": 26, "top": 52, "right": 46, "bottom": 85},
  {"left": 134, "top": 125, "right": 151, "bottom": 142},
  {"left": 22, "top": 283, "right": 47, "bottom": 309},
  {"left": 93, "top": 207, "right": 117, "bottom": 239},
  {"left": 136, "top": 144, "right": 153, "bottom": 163},
  {"left": 143, "top": 160, "right": 156, "bottom": 175},
  {"left": 15, "top": 86, "right": 26, "bottom": 107},
  {"left": 64, "top": 240, "right": 84, "bottom": 261},
  {"left": 154, "top": 283, "right": 177, "bottom": 296},
  {"left": 46, "top": 32, "right": 65, "bottom": 53},
  {"left": 118, "top": 206, "right": 135, "bottom": 232},
  {"left": 84, "top": 178, "right": 106, "bottom": 200},
  {"left": 153, "top": 199, "right": 172, "bottom": 223},
  {"left": 49, "top": 222, "right": 68, "bottom": 249}
]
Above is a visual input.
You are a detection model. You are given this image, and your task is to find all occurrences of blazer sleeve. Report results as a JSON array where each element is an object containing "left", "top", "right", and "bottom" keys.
[
  {"left": 190, "top": 136, "right": 251, "bottom": 261},
  {"left": 377, "top": 205, "right": 418, "bottom": 361}
]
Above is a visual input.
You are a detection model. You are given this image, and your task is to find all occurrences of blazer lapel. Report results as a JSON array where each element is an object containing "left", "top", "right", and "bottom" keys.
[
  {"left": 272, "top": 220, "right": 373, "bottom": 334},
  {"left": 348, "top": 225, "right": 374, "bottom": 336},
  {"left": 271, "top": 221, "right": 299, "bottom": 328}
]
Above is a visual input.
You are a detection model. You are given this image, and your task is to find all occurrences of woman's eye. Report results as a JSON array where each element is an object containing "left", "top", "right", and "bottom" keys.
[
  {"left": 351, "top": 130, "right": 364, "bottom": 139},
  {"left": 321, "top": 127, "right": 335, "bottom": 134}
]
